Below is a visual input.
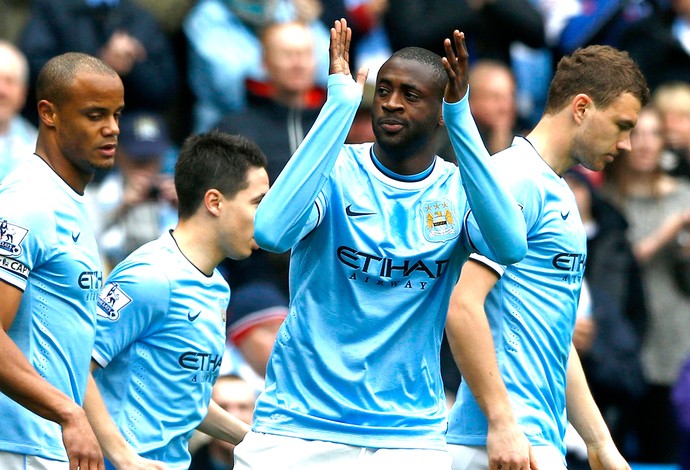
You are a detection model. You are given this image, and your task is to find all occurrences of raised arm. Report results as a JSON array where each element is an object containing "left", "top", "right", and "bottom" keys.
[
  {"left": 447, "top": 259, "right": 536, "bottom": 470},
  {"left": 441, "top": 31, "right": 527, "bottom": 265},
  {"left": 254, "top": 18, "right": 368, "bottom": 253}
]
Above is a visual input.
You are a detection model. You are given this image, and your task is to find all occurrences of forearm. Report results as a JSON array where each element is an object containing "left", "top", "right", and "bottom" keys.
[
  {"left": 0, "top": 330, "right": 85, "bottom": 426},
  {"left": 447, "top": 298, "right": 514, "bottom": 426},
  {"left": 444, "top": 96, "right": 527, "bottom": 264},
  {"left": 197, "top": 400, "right": 250, "bottom": 445},
  {"left": 566, "top": 344, "right": 613, "bottom": 446},
  {"left": 83, "top": 368, "right": 134, "bottom": 466},
  {"left": 254, "top": 73, "right": 361, "bottom": 252}
]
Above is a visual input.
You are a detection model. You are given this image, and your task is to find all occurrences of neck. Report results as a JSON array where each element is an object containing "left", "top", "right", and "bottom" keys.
[
  {"left": 372, "top": 139, "right": 437, "bottom": 176},
  {"left": 525, "top": 115, "right": 575, "bottom": 175},
  {"left": 35, "top": 138, "right": 93, "bottom": 194},
  {"left": 171, "top": 219, "right": 222, "bottom": 276}
]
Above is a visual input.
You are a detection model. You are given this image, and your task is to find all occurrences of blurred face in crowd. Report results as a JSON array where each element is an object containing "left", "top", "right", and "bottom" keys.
[
  {"left": 262, "top": 22, "right": 317, "bottom": 96},
  {"left": 659, "top": 107, "right": 690, "bottom": 150},
  {"left": 0, "top": 42, "right": 28, "bottom": 132},
  {"left": 672, "top": 0, "right": 690, "bottom": 16},
  {"left": 213, "top": 376, "right": 256, "bottom": 424},
  {"left": 207, "top": 376, "right": 257, "bottom": 462},
  {"left": 626, "top": 107, "right": 665, "bottom": 175},
  {"left": 572, "top": 92, "right": 641, "bottom": 172},
  {"left": 468, "top": 62, "right": 516, "bottom": 130}
]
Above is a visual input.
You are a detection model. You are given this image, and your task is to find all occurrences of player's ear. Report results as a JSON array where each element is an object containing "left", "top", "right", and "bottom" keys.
[
  {"left": 205, "top": 189, "right": 222, "bottom": 216},
  {"left": 572, "top": 93, "right": 592, "bottom": 125},
  {"left": 37, "top": 100, "right": 57, "bottom": 128}
]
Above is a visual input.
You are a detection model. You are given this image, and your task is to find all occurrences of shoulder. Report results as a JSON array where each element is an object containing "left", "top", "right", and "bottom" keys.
[{"left": 109, "top": 239, "right": 174, "bottom": 289}]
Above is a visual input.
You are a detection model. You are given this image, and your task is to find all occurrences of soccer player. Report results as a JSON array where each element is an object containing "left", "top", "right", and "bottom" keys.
[
  {"left": 83, "top": 131, "right": 268, "bottom": 469},
  {"left": 444, "top": 32, "right": 650, "bottom": 470},
  {"left": 234, "top": 20, "right": 530, "bottom": 469},
  {"left": 0, "top": 52, "right": 123, "bottom": 470}
]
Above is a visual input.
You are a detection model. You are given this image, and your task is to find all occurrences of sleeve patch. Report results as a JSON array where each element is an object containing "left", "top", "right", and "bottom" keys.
[
  {"left": 0, "top": 219, "right": 29, "bottom": 257},
  {"left": 97, "top": 283, "right": 132, "bottom": 321}
]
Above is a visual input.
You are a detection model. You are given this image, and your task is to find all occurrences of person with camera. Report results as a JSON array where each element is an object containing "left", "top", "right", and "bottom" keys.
[{"left": 86, "top": 111, "right": 178, "bottom": 271}]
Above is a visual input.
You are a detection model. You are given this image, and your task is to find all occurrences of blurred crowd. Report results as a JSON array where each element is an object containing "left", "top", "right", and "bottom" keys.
[{"left": 1, "top": 0, "right": 690, "bottom": 468}]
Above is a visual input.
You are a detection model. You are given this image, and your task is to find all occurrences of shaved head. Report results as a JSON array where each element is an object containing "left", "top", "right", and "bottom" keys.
[{"left": 36, "top": 52, "right": 119, "bottom": 105}]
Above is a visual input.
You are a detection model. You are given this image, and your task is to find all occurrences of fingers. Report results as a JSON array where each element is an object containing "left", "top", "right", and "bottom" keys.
[
  {"left": 329, "top": 18, "right": 351, "bottom": 75},
  {"left": 344, "top": 21, "right": 352, "bottom": 66},
  {"left": 529, "top": 445, "right": 539, "bottom": 470}
]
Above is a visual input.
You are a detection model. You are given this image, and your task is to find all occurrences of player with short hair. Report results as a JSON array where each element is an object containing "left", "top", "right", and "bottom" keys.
[
  {"left": 445, "top": 37, "right": 650, "bottom": 470},
  {"left": 234, "top": 20, "right": 530, "bottom": 469},
  {"left": 0, "top": 52, "right": 123, "bottom": 470},
  {"left": 84, "top": 131, "right": 269, "bottom": 469}
]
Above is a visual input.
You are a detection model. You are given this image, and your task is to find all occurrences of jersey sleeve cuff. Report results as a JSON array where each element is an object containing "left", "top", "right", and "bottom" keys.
[
  {"left": 91, "top": 349, "right": 110, "bottom": 368},
  {"left": 468, "top": 253, "right": 505, "bottom": 277}
]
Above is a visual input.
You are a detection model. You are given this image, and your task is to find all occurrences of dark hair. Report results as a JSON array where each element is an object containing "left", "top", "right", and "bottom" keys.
[
  {"left": 544, "top": 45, "right": 649, "bottom": 114},
  {"left": 175, "top": 131, "right": 268, "bottom": 219},
  {"left": 389, "top": 47, "right": 448, "bottom": 98},
  {"left": 36, "top": 52, "right": 117, "bottom": 104}
]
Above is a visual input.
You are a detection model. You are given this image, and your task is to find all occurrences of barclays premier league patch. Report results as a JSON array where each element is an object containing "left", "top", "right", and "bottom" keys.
[
  {"left": 420, "top": 199, "right": 460, "bottom": 242},
  {"left": 97, "top": 283, "right": 132, "bottom": 321},
  {"left": 0, "top": 219, "right": 29, "bottom": 257}
]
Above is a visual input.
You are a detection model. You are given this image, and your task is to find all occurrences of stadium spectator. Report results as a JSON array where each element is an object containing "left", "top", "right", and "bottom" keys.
[
  {"left": 0, "top": 40, "right": 36, "bottom": 182},
  {"left": 619, "top": 0, "right": 690, "bottom": 91},
  {"left": 85, "top": 131, "right": 267, "bottom": 469},
  {"left": 0, "top": 51, "right": 124, "bottom": 470},
  {"left": 234, "top": 21, "right": 530, "bottom": 469},
  {"left": 189, "top": 374, "right": 257, "bottom": 470},
  {"left": 18, "top": 0, "right": 178, "bottom": 124},
  {"left": 653, "top": 81, "right": 690, "bottom": 180},
  {"left": 383, "top": 0, "right": 545, "bottom": 66},
  {"left": 446, "top": 44, "right": 648, "bottom": 469},
  {"left": 0, "top": 0, "right": 31, "bottom": 44},
  {"left": 85, "top": 111, "right": 177, "bottom": 270},
  {"left": 603, "top": 105, "right": 690, "bottom": 464},
  {"left": 183, "top": 0, "right": 332, "bottom": 132}
]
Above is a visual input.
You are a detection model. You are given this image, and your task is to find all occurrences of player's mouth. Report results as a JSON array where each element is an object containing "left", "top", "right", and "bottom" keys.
[
  {"left": 98, "top": 142, "right": 118, "bottom": 158},
  {"left": 378, "top": 118, "right": 405, "bottom": 133}
]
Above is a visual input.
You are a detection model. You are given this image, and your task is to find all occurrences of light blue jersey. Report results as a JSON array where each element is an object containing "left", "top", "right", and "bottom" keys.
[
  {"left": 446, "top": 137, "right": 587, "bottom": 458},
  {"left": 251, "top": 75, "right": 526, "bottom": 450},
  {"left": 0, "top": 154, "right": 102, "bottom": 461},
  {"left": 92, "top": 231, "right": 230, "bottom": 470}
]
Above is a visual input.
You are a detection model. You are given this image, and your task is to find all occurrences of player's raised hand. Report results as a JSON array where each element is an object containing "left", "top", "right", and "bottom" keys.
[
  {"left": 442, "top": 30, "right": 470, "bottom": 103},
  {"left": 329, "top": 18, "right": 368, "bottom": 89}
]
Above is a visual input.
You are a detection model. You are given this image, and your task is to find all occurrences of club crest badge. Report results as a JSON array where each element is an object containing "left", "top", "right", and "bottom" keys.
[
  {"left": 0, "top": 219, "right": 29, "bottom": 257},
  {"left": 420, "top": 199, "right": 460, "bottom": 242},
  {"left": 97, "top": 283, "right": 132, "bottom": 321}
]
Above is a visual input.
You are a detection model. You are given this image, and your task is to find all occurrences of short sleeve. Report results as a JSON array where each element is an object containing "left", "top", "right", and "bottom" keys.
[{"left": 92, "top": 263, "right": 170, "bottom": 367}]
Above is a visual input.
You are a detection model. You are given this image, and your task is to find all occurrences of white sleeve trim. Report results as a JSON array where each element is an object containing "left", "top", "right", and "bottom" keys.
[
  {"left": 468, "top": 253, "right": 505, "bottom": 277},
  {"left": 91, "top": 349, "right": 110, "bottom": 368}
]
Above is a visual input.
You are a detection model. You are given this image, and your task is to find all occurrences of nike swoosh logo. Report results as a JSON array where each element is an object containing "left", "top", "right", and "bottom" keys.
[
  {"left": 72, "top": 231, "right": 80, "bottom": 242},
  {"left": 188, "top": 310, "right": 201, "bottom": 322},
  {"left": 345, "top": 204, "right": 376, "bottom": 217},
  {"left": 561, "top": 211, "right": 570, "bottom": 220}
]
